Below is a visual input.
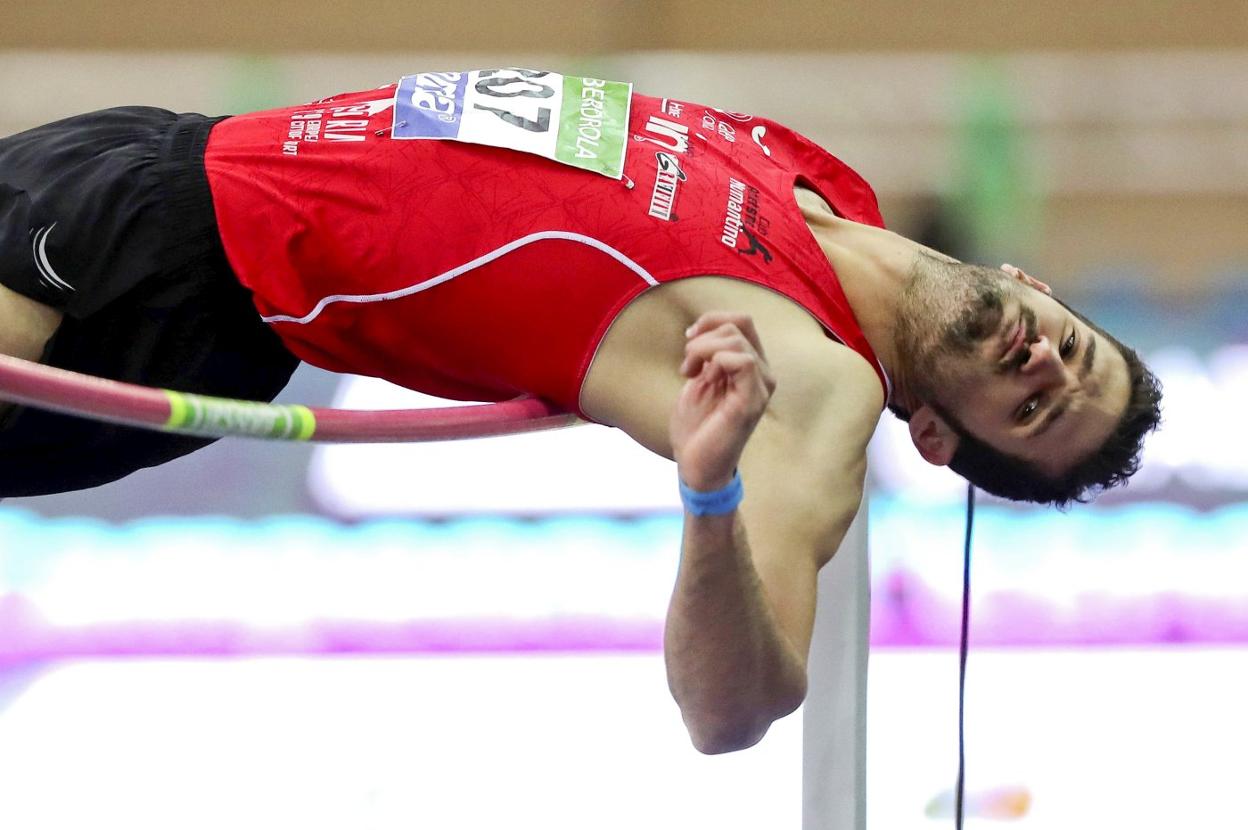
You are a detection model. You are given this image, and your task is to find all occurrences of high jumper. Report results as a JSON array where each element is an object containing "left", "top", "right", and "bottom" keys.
[{"left": 0, "top": 68, "right": 1160, "bottom": 753}]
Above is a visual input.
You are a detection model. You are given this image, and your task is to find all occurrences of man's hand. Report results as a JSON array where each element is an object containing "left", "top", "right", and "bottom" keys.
[{"left": 671, "top": 312, "right": 777, "bottom": 491}]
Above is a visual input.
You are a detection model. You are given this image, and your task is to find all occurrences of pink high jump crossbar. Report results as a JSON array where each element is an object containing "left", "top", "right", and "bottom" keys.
[{"left": 0, "top": 353, "right": 581, "bottom": 442}]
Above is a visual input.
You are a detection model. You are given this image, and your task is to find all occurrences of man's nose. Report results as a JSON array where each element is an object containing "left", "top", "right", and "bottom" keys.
[{"left": 1019, "top": 335, "right": 1065, "bottom": 381}]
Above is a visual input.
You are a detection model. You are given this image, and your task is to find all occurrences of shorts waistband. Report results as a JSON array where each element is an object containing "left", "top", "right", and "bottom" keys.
[{"left": 153, "top": 114, "right": 231, "bottom": 279}]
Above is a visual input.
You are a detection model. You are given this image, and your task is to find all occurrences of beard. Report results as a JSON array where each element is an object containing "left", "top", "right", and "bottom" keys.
[{"left": 895, "top": 259, "right": 1011, "bottom": 402}]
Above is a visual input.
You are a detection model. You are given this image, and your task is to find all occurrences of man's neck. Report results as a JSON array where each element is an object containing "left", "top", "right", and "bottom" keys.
[{"left": 795, "top": 188, "right": 930, "bottom": 404}]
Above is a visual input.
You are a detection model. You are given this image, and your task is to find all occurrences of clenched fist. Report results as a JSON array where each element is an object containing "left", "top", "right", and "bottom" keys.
[{"left": 670, "top": 312, "right": 777, "bottom": 491}]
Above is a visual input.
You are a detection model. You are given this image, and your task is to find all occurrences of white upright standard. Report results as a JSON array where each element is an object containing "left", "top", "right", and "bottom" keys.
[{"left": 803, "top": 503, "right": 869, "bottom": 830}]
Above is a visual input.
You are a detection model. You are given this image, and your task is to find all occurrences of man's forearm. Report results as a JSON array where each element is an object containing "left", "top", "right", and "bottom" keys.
[{"left": 664, "top": 510, "right": 808, "bottom": 754}]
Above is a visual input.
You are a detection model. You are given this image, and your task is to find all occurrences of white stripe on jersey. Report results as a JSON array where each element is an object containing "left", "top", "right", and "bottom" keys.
[{"left": 261, "top": 230, "right": 659, "bottom": 326}]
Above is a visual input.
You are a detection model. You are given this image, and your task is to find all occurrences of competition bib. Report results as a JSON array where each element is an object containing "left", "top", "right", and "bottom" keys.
[{"left": 392, "top": 69, "right": 631, "bottom": 179}]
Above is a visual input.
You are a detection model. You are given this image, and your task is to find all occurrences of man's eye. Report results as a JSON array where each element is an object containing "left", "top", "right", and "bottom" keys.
[
  {"left": 1060, "top": 330, "right": 1077, "bottom": 358},
  {"left": 1017, "top": 396, "right": 1040, "bottom": 422}
]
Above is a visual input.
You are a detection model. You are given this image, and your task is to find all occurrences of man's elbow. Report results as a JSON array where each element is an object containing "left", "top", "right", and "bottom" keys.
[
  {"left": 684, "top": 687, "right": 807, "bottom": 755},
  {"left": 687, "top": 715, "right": 771, "bottom": 755}
]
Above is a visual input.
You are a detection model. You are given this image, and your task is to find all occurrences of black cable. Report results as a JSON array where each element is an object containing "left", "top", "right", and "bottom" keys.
[{"left": 956, "top": 483, "right": 976, "bottom": 829}]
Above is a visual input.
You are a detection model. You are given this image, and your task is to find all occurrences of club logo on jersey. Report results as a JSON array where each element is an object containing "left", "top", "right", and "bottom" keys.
[
  {"left": 720, "top": 177, "right": 773, "bottom": 263},
  {"left": 282, "top": 98, "right": 394, "bottom": 156},
  {"left": 647, "top": 152, "right": 686, "bottom": 222}
]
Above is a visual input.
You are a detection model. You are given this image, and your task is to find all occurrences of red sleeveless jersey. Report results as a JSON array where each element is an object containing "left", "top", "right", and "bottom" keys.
[{"left": 204, "top": 70, "right": 891, "bottom": 417}]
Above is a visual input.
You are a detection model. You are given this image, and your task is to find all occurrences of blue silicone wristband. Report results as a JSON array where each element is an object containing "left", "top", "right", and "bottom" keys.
[{"left": 679, "top": 470, "right": 744, "bottom": 516}]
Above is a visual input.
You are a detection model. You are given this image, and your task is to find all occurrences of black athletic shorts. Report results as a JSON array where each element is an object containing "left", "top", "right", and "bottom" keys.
[{"left": 0, "top": 107, "right": 299, "bottom": 497}]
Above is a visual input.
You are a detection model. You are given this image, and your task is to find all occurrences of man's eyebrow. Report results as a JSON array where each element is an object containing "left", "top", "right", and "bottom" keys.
[
  {"left": 1029, "top": 398, "right": 1068, "bottom": 439},
  {"left": 1078, "top": 328, "right": 1096, "bottom": 382}
]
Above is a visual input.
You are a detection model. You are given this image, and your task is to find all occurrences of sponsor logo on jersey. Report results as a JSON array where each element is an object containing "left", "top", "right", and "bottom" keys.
[
  {"left": 751, "top": 125, "right": 773, "bottom": 158},
  {"left": 720, "top": 178, "right": 772, "bottom": 262},
  {"left": 736, "top": 225, "right": 773, "bottom": 263},
  {"left": 701, "top": 112, "right": 737, "bottom": 143},
  {"left": 633, "top": 115, "right": 690, "bottom": 154},
  {"left": 661, "top": 98, "right": 685, "bottom": 119},
  {"left": 647, "top": 152, "right": 686, "bottom": 222},
  {"left": 400, "top": 71, "right": 467, "bottom": 130},
  {"left": 570, "top": 77, "right": 612, "bottom": 162}
]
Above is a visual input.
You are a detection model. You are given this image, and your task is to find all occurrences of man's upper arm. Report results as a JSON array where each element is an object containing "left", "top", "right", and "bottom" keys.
[{"left": 735, "top": 342, "right": 881, "bottom": 665}]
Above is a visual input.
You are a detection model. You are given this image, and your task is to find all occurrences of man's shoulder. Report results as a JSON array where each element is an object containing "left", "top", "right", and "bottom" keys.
[
  {"left": 582, "top": 275, "right": 882, "bottom": 453},
  {"left": 586, "top": 274, "right": 884, "bottom": 403},
  {"left": 762, "top": 327, "right": 883, "bottom": 457},
  {"left": 708, "top": 278, "right": 883, "bottom": 430}
]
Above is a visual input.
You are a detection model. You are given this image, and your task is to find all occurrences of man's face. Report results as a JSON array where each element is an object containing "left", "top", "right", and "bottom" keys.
[{"left": 903, "top": 265, "right": 1132, "bottom": 477}]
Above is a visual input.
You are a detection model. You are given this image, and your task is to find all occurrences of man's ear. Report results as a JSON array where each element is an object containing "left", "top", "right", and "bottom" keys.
[
  {"left": 908, "top": 404, "right": 960, "bottom": 467},
  {"left": 1001, "top": 263, "right": 1052, "bottom": 296}
]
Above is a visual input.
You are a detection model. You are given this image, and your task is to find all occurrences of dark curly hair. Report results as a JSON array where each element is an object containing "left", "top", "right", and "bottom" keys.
[{"left": 893, "top": 301, "right": 1163, "bottom": 508}]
